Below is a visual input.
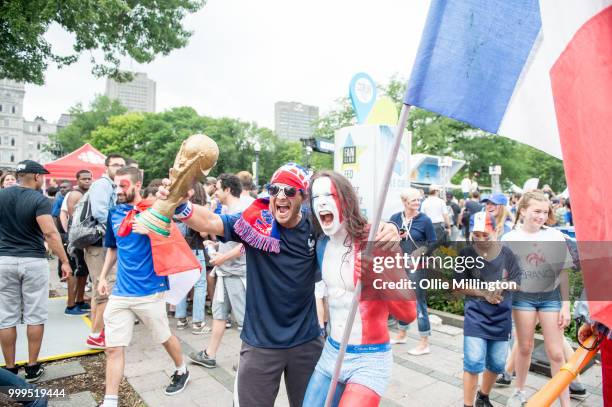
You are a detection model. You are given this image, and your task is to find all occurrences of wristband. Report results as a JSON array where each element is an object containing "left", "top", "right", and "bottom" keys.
[{"left": 174, "top": 201, "right": 194, "bottom": 221}]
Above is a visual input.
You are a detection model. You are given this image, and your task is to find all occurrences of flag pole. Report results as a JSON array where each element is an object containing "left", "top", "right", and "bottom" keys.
[{"left": 324, "top": 103, "right": 412, "bottom": 407}]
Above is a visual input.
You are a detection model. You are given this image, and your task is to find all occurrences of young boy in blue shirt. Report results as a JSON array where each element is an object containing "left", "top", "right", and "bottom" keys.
[{"left": 455, "top": 212, "right": 521, "bottom": 407}]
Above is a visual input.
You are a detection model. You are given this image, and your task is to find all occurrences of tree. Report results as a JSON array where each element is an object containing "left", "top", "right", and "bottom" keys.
[
  {"left": 51, "top": 95, "right": 128, "bottom": 154},
  {"left": 87, "top": 107, "right": 309, "bottom": 183},
  {"left": 0, "top": 0, "right": 204, "bottom": 84}
]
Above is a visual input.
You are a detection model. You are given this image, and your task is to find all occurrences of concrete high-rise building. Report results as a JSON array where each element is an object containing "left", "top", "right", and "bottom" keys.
[
  {"left": 105, "top": 72, "right": 156, "bottom": 113},
  {"left": 0, "top": 79, "right": 58, "bottom": 168},
  {"left": 274, "top": 101, "right": 319, "bottom": 141}
]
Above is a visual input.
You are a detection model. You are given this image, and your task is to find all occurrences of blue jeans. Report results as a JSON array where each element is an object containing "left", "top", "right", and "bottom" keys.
[
  {"left": 463, "top": 336, "right": 508, "bottom": 374},
  {"left": 175, "top": 250, "right": 207, "bottom": 323},
  {"left": 398, "top": 269, "right": 431, "bottom": 336},
  {"left": 0, "top": 368, "right": 47, "bottom": 406}
]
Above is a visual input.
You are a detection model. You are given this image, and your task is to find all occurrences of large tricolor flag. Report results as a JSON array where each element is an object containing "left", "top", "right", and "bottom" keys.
[{"left": 405, "top": 0, "right": 612, "bottom": 327}]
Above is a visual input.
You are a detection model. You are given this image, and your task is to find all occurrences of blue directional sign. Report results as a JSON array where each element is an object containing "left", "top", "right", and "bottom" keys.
[{"left": 349, "top": 73, "right": 377, "bottom": 124}]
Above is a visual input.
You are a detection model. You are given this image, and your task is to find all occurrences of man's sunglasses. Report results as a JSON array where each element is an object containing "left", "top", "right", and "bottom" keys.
[{"left": 268, "top": 184, "right": 299, "bottom": 198}]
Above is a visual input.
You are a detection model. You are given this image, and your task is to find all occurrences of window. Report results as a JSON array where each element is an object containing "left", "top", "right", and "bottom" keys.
[
  {"left": 11, "top": 138, "right": 15, "bottom": 146},
  {"left": 37, "top": 125, "right": 41, "bottom": 133},
  {"left": 11, "top": 106, "right": 15, "bottom": 114},
  {"left": 343, "top": 146, "right": 356, "bottom": 164},
  {"left": 10, "top": 154, "right": 14, "bottom": 163},
  {"left": 0, "top": 104, "right": 2, "bottom": 112},
  {"left": 3, "top": 119, "right": 8, "bottom": 127},
  {"left": 37, "top": 143, "right": 41, "bottom": 150}
]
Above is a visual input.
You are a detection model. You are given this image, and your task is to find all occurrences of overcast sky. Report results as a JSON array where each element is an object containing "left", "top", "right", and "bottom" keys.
[{"left": 23, "top": 0, "right": 431, "bottom": 129}]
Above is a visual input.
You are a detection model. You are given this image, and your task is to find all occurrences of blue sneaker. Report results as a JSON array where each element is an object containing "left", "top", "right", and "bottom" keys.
[
  {"left": 65, "top": 306, "right": 88, "bottom": 316},
  {"left": 76, "top": 302, "right": 91, "bottom": 311}
]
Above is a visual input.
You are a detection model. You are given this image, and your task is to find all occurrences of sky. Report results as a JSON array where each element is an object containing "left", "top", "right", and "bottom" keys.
[{"left": 23, "top": 0, "right": 431, "bottom": 130}]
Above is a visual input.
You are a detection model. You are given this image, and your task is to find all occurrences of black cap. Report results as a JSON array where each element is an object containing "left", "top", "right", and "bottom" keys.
[{"left": 15, "top": 160, "right": 50, "bottom": 175}]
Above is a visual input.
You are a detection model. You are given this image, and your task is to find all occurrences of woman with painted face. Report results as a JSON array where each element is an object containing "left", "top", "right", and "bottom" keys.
[
  {"left": 501, "top": 191, "right": 573, "bottom": 407},
  {"left": 480, "top": 193, "right": 514, "bottom": 240},
  {"left": 303, "top": 171, "right": 416, "bottom": 407},
  {"left": 388, "top": 187, "right": 437, "bottom": 355}
]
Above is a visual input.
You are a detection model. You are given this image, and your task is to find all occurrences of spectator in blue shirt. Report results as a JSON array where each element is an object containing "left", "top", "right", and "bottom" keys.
[{"left": 97, "top": 166, "right": 189, "bottom": 407}]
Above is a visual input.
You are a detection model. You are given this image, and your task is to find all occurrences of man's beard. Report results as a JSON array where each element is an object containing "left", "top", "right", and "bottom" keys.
[{"left": 117, "top": 190, "right": 136, "bottom": 204}]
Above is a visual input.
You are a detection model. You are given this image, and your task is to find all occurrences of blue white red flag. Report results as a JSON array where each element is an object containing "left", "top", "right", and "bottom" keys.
[{"left": 405, "top": 0, "right": 612, "bottom": 328}]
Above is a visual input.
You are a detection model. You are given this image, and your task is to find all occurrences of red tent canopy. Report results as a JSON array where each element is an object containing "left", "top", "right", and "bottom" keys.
[{"left": 44, "top": 143, "right": 107, "bottom": 182}]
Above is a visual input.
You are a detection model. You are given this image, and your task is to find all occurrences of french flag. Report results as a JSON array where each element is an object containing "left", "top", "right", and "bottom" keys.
[{"left": 405, "top": 0, "right": 612, "bottom": 327}]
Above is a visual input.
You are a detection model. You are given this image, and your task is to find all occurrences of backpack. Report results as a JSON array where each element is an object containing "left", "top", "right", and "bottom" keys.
[{"left": 68, "top": 191, "right": 105, "bottom": 250}]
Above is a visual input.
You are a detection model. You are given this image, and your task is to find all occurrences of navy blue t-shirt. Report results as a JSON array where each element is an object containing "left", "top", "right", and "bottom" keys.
[
  {"left": 455, "top": 246, "right": 521, "bottom": 341},
  {"left": 389, "top": 212, "right": 436, "bottom": 255},
  {"left": 220, "top": 209, "right": 320, "bottom": 348}
]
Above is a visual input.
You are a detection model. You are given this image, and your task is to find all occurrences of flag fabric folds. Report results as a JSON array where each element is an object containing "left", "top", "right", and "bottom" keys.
[{"left": 405, "top": 0, "right": 612, "bottom": 328}]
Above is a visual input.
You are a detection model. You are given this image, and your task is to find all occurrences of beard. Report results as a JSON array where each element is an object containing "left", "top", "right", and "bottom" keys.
[{"left": 117, "top": 190, "right": 136, "bottom": 204}]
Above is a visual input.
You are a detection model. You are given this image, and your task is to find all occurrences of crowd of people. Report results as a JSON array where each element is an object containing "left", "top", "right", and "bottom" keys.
[{"left": 0, "top": 156, "right": 609, "bottom": 407}]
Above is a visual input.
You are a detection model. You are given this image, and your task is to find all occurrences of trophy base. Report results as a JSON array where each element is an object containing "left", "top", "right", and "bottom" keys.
[{"left": 136, "top": 209, "right": 172, "bottom": 237}]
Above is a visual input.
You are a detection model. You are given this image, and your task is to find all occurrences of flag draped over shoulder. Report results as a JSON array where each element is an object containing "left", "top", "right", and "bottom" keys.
[{"left": 405, "top": 0, "right": 612, "bottom": 327}]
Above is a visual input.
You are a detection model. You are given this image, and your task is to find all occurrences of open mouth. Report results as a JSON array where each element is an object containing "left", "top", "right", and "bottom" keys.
[
  {"left": 319, "top": 210, "right": 334, "bottom": 227},
  {"left": 276, "top": 203, "right": 291, "bottom": 215}
]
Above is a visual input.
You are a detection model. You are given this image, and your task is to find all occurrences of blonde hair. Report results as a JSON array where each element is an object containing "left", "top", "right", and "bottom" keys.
[
  {"left": 513, "top": 190, "right": 555, "bottom": 229},
  {"left": 400, "top": 187, "right": 421, "bottom": 202},
  {"left": 493, "top": 204, "right": 514, "bottom": 238}
]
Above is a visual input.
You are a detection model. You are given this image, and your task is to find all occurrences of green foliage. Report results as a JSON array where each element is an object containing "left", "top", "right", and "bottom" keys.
[
  {"left": 0, "top": 0, "right": 204, "bottom": 84},
  {"left": 51, "top": 95, "right": 127, "bottom": 154},
  {"left": 82, "top": 106, "right": 312, "bottom": 183}
]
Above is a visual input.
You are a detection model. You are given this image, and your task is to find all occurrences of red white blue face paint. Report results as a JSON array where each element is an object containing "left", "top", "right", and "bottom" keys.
[{"left": 312, "top": 177, "right": 344, "bottom": 236}]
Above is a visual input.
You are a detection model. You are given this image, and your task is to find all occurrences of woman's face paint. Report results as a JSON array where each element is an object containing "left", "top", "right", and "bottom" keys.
[{"left": 312, "top": 177, "right": 343, "bottom": 236}]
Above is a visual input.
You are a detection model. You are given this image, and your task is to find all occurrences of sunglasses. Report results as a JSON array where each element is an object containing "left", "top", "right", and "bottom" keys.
[{"left": 268, "top": 184, "right": 299, "bottom": 198}]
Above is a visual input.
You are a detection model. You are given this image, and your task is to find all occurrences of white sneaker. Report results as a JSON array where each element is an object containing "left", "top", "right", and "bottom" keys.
[
  {"left": 407, "top": 346, "right": 430, "bottom": 355},
  {"left": 506, "top": 389, "right": 527, "bottom": 407}
]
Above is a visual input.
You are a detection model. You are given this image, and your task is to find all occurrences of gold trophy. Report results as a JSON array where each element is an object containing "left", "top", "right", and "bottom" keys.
[{"left": 136, "top": 134, "right": 219, "bottom": 236}]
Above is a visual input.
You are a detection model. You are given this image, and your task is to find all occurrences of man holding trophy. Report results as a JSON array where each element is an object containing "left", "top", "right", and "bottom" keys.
[{"left": 98, "top": 135, "right": 219, "bottom": 407}]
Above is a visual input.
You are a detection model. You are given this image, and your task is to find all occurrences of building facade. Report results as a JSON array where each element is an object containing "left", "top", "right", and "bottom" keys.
[
  {"left": 105, "top": 72, "right": 156, "bottom": 113},
  {"left": 0, "top": 79, "right": 57, "bottom": 169},
  {"left": 274, "top": 101, "right": 319, "bottom": 141}
]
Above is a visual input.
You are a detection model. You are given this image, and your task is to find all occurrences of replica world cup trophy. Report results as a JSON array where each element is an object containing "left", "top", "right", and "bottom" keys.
[{"left": 136, "top": 134, "right": 219, "bottom": 236}]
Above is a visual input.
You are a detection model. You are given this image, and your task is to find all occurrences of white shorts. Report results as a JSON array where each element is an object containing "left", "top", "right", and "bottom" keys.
[{"left": 103, "top": 292, "right": 171, "bottom": 347}]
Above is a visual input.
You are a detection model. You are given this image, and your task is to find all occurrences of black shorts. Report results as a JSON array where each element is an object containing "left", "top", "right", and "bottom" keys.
[{"left": 70, "top": 248, "right": 89, "bottom": 277}]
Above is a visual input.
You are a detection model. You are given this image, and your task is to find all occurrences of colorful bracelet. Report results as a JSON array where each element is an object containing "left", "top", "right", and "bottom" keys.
[{"left": 174, "top": 201, "right": 194, "bottom": 220}]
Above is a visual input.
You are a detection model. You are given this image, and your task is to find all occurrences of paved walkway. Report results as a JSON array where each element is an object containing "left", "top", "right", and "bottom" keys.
[
  {"left": 45, "top": 261, "right": 604, "bottom": 406},
  {"left": 123, "top": 316, "right": 604, "bottom": 407}
]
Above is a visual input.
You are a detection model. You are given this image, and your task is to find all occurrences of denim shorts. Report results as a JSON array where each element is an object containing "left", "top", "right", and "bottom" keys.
[
  {"left": 512, "top": 287, "right": 561, "bottom": 312},
  {"left": 463, "top": 336, "right": 508, "bottom": 374},
  {"left": 313, "top": 337, "right": 392, "bottom": 396}
]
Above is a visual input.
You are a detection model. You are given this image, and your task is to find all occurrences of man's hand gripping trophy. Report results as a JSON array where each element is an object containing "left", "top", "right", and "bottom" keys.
[{"left": 134, "top": 134, "right": 219, "bottom": 236}]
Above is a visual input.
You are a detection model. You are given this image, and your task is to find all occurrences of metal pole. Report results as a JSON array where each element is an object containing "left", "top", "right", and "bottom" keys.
[{"left": 324, "top": 104, "right": 412, "bottom": 407}]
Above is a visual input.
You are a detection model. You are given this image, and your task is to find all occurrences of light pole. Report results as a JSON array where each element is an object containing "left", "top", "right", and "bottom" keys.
[
  {"left": 253, "top": 142, "right": 261, "bottom": 190},
  {"left": 438, "top": 156, "right": 453, "bottom": 198},
  {"left": 489, "top": 165, "right": 502, "bottom": 193},
  {"left": 305, "top": 145, "right": 313, "bottom": 173}
]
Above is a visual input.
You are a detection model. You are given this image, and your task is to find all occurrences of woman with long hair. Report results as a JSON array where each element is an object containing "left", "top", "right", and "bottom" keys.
[
  {"left": 480, "top": 193, "right": 514, "bottom": 240},
  {"left": 303, "top": 170, "right": 416, "bottom": 407},
  {"left": 501, "top": 191, "right": 572, "bottom": 407}
]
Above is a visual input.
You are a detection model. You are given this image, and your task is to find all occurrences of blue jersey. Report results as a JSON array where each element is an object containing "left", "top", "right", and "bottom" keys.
[
  {"left": 220, "top": 210, "right": 320, "bottom": 348},
  {"left": 104, "top": 204, "right": 168, "bottom": 297},
  {"left": 455, "top": 246, "right": 521, "bottom": 340}
]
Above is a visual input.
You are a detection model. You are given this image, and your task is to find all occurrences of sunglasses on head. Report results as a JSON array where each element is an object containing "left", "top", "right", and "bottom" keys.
[{"left": 268, "top": 184, "right": 299, "bottom": 198}]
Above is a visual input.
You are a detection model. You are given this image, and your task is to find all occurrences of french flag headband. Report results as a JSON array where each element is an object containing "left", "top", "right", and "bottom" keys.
[{"left": 233, "top": 163, "right": 310, "bottom": 253}]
